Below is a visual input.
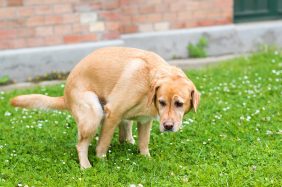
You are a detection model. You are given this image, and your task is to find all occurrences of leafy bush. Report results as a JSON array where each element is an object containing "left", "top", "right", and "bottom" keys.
[{"left": 187, "top": 36, "right": 208, "bottom": 58}]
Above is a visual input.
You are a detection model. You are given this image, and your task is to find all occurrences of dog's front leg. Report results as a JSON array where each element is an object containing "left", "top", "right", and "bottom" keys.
[
  {"left": 96, "top": 114, "right": 121, "bottom": 158},
  {"left": 137, "top": 120, "right": 152, "bottom": 156},
  {"left": 119, "top": 120, "right": 135, "bottom": 144}
]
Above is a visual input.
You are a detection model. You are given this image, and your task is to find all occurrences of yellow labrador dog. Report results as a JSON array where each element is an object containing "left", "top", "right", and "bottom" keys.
[{"left": 11, "top": 47, "right": 200, "bottom": 169}]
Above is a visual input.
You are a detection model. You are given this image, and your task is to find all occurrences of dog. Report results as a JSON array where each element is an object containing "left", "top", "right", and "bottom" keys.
[{"left": 10, "top": 47, "right": 200, "bottom": 169}]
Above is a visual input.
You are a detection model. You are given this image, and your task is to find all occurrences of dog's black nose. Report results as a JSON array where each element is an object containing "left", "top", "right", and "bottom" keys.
[{"left": 164, "top": 123, "right": 173, "bottom": 131}]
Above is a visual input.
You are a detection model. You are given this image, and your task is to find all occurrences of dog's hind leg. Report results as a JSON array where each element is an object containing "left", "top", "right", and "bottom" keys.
[
  {"left": 119, "top": 120, "right": 135, "bottom": 144},
  {"left": 71, "top": 91, "right": 104, "bottom": 169}
]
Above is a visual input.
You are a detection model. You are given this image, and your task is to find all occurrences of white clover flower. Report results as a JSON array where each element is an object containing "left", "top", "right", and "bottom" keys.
[
  {"left": 266, "top": 130, "right": 273, "bottom": 135},
  {"left": 4, "top": 112, "right": 11, "bottom": 116},
  {"left": 183, "top": 121, "right": 190, "bottom": 125}
]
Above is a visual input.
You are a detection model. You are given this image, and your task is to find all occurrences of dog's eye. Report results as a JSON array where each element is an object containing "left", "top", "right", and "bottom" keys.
[
  {"left": 159, "top": 100, "right": 166, "bottom": 107},
  {"left": 175, "top": 101, "right": 183, "bottom": 107}
]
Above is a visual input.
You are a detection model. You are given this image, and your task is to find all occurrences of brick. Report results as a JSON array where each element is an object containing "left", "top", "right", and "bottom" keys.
[
  {"left": 26, "top": 37, "right": 45, "bottom": 47},
  {"left": 7, "top": 0, "right": 23, "bottom": 6},
  {"left": 177, "top": 12, "right": 191, "bottom": 20},
  {"left": 0, "top": 20, "right": 23, "bottom": 28},
  {"left": 63, "top": 34, "right": 97, "bottom": 44},
  {"left": 44, "top": 36, "right": 62, "bottom": 46},
  {"left": 139, "top": 5, "right": 155, "bottom": 14},
  {"left": 105, "top": 22, "right": 120, "bottom": 31},
  {"left": 121, "top": 24, "right": 138, "bottom": 33},
  {"left": 102, "top": 0, "right": 119, "bottom": 10},
  {"left": 24, "top": 0, "right": 72, "bottom": 5},
  {"left": 44, "top": 15, "right": 63, "bottom": 25},
  {"left": 0, "top": 39, "right": 10, "bottom": 49},
  {"left": 54, "top": 4, "right": 72, "bottom": 14},
  {"left": 17, "top": 28, "right": 34, "bottom": 37},
  {"left": 0, "top": 8, "right": 16, "bottom": 19},
  {"left": 9, "top": 38, "right": 26, "bottom": 48},
  {"left": 35, "top": 5, "right": 53, "bottom": 15},
  {"left": 35, "top": 26, "right": 53, "bottom": 36},
  {"left": 154, "top": 22, "right": 169, "bottom": 31},
  {"left": 80, "top": 12, "right": 97, "bottom": 24},
  {"left": 122, "top": 6, "right": 138, "bottom": 15},
  {"left": 25, "top": 16, "right": 45, "bottom": 26},
  {"left": 54, "top": 24, "right": 72, "bottom": 35},
  {"left": 146, "top": 14, "right": 162, "bottom": 23},
  {"left": 24, "top": 0, "right": 40, "bottom": 5},
  {"left": 131, "top": 15, "right": 147, "bottom": 23},
  {"left": 146, "top": 0, "right": 162, "bottom": 4},
  {"left": 74, "top": 4, "right": 92, "bottom": 12},
  {"left": 163, "top": 13, "right": 177, "bottom": 22},
  {"left": 172, "top": 21, "right": 197, "bottom": 29},
  {"left": 0, "top": 29, "right": 17, "bottom": 39},
  {"left": 63, "top": 14, "right": 79, "bottom": 23},
  {"left": 89, "top": 22, "right": 105, "bottom": 32},
  {"left": 0, "top": 0, "right": 6, "bottom": 7},
  {"left": 72, "top": 23, "right": 89, "bottom": 34},
  {"left": 17, "top": 7, "right": 34, "bottom": 17},
  {"left": 138, "top": 24, "right": 153, "bottom": 32},
  {"left": 103, "top": 31, "right": 120, "bottom": 40},
  {"left": 100, "top": 12, "right": 120, "bottom": 21}
]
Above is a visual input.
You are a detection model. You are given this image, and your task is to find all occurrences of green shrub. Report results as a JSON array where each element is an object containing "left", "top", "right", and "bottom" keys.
[
  {"left": 0, "top": 75, "right": 13, "bottom": 85},
  {"left": 187, "top": 36, "right": 208, "bottom": 58}
]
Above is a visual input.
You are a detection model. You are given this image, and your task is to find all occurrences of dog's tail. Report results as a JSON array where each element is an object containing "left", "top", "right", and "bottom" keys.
[{"left": 10, "top": 94, "right": 67, "bottom": 110}]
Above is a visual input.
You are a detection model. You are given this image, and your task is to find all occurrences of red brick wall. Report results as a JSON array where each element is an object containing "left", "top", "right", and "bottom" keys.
[{"left": 0, "top": 0, "right": 233, "bottom": 50}]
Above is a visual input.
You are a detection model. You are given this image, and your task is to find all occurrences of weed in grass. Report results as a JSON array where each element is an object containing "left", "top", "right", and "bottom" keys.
[
  {"left": 0, "top": 49, "right": 282, "bottom": 186},
  {"left": 0, "top": 75, "right": 14, "bottom": 86},
  {"left": 187, "top": 36, "right": 208, "bottom": 58}
]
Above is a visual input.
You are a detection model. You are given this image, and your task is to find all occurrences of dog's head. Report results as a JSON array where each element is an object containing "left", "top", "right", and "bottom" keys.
[{"left": 149, "top": 74, "right": 200, "bottom": 132}]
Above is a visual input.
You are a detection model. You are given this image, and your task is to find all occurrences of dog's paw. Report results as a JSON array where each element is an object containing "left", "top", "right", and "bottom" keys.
[
  {"left": 127, "top": 137, "right": 135, "bottom": 145},
  {"left": 96, "top": 153, "right": 107, "bottom": 159},
  {"left": 80, "top": 162, "right": 92, "bottom": 169},
  {"left": 119, "top": 137, "right": 135, "bottom": 145},
  {"left": 140, "top": 150, "right": 151, "bottom": 157}
]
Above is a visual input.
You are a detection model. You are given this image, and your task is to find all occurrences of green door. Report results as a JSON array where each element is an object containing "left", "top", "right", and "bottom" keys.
[{"left": 234, "top": 0, "right": 282, "bottom": 22}]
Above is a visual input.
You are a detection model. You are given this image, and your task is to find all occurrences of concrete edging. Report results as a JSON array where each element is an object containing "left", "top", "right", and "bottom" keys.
[
  {"left": 0, "top": 54, "right": 244, "bottom": 91},
  {"left": 1, "top": 21, "right": 282, "bottom": 82}
]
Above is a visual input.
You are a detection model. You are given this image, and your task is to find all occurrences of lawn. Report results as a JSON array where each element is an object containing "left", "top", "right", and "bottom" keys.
[{"left": 0, "top": 49, "right": 281, "bottom": 186}]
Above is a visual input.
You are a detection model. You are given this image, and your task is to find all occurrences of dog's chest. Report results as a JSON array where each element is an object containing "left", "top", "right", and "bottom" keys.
[
  {"left": 123, "top": 100, "right": 158, "bottom": 123},
  {"left": 128, "top": 115, "right": 157, "bottom": 124}
]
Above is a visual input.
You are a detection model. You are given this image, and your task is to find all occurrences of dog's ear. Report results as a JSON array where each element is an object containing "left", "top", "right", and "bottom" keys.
[
  {"left": 147, "top": 81, "right": 160, "bottom": 106},
  {"left": 191, "top": 89, "right": 200, "bottom": 112}
]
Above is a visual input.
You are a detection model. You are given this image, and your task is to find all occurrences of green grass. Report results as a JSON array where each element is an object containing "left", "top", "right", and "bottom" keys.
[{"left": 0, "top": 49, "right": 282, "bottom": 186}]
